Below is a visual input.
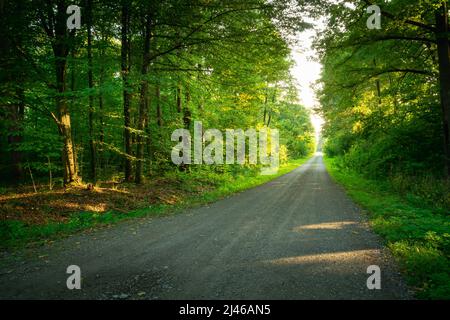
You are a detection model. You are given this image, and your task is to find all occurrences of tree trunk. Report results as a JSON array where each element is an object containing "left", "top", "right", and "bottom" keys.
[
  {"left": 197, "top": 64, "right": 203, "bottom": 111},
  {"left": 121, "top": 0, "right": 133, "bottom": 181},
  {"left": 176, "top": 81, "right": 182, "bottom": 113},
  {"left": 2, "top": 1, "right": 25, "bottom": 182},
  {"left": 183, "top": 86, "right": 191, "bottom": 129},
  {"left": 7, "top": 87, "right": 25, "bottom": 181},
  {"left": 263, "top": 87, "right": 268, "bottom": 125},
  {"left": 56, "top": 59, "right": 78, "bottom": 185},
  {"left": 135, "top": 11, "right": 152, "bottom": 184},
  {"left": 54, "top": 1, "right": 79, "bottom": 186},
  {"left": 98, "top": 42, "right": 105, "bottom": 169},
  {"left": 87, "top": 0, "right": 96, "bottom": 182},
  {"left": 156, "top": 84, "right": 162, "bottom": 127},
  {"left": 145, "top": 95, "right": 152, "bottom": 161},
  {"left": 435, "top": 3, "right": 450, "bottom": 178}
]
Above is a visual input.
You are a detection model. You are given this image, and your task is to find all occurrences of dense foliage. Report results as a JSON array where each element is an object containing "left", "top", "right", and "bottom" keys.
[
  {"left": 0, "top": 0, "right": 315, "bottom": 187},
  {"left": 315, "top": 0, "right": 450, "bottom": 208}
]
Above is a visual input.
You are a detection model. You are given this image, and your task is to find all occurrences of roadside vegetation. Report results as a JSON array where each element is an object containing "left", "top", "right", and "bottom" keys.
[{"left": 325, "top": 157, "right": 450, "bottom": 300}]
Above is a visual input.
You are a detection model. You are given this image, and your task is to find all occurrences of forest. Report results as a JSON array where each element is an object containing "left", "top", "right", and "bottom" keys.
[
  {"left": 318, "top": 0, "right": 450, "bottom": 202},
  {"left": 0, "top": 0, "right": 449, "bottom": 300},
  {"left": 0, "top": 0, "right": 314, "bottom": 187},
  {"left": 0, "top": 0, "right": 317, "bottom": 255}
]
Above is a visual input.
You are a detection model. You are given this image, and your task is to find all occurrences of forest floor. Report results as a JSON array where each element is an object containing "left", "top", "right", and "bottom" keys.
[
  {"left": 0, "top": 179, "right": 187, "bottom": 225},
  {"left": 0, "top": 155, "right": 412, "bottom": 299}
]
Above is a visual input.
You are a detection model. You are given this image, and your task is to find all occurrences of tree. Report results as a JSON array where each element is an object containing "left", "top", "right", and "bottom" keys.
[
  {"left": 135, "top": 3, "right": 152, "bottom": 184},
  {"left": 86, "top": 0, "right": 97, "bottom": 181},
  {"left": 121, "top": 0, "right": 133, "bottom": 182},
  {"left": 315, "top": 0, "right": 450, "bottom": 178},
  {"left": 38, "top": 0, "right": 80, "bottom": 185}
]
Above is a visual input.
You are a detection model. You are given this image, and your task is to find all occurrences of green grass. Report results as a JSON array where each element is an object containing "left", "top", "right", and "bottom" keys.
[
  {"left": 0, "top": 157, "right": 311, "bottom": 251},
  {"left": 324, "top": 157, "right": 450, "bottom": 300}
]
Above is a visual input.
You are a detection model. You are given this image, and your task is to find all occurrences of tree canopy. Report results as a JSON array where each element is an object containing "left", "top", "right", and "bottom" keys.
[{"left": 315, "top": 0, "right": 450, "bottom": 184}]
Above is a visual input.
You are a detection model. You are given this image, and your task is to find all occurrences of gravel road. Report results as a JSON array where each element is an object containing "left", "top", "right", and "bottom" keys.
[{"left": 0, "top": 155, "right": 413, "bottom": 300}]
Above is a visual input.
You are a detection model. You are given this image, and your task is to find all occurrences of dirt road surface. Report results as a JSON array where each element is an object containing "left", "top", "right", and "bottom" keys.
[{"left": 0, "top": 155, "right": 412, "bottom": 299}]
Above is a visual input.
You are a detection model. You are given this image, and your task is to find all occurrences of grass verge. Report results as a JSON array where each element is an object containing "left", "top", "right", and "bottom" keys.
[
  {"left": 324, "top": 157, "right": 450, "bottom": 300},
  {"left": 0, "top": 157, "right": 310, "bottom": 251}
]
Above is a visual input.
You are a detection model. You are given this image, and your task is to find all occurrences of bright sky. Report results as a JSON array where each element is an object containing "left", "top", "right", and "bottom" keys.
[{"left": 290, "top": 19, "right": 325, "bottom": 140}]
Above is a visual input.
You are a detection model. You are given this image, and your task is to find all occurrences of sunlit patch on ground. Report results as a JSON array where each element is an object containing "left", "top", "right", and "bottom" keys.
[
  {"left": 293, "top": 221, "right": 357, "bottom": 232},
  {"left": 265, "top": 249, "right": 380, "bottom": 266}
]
